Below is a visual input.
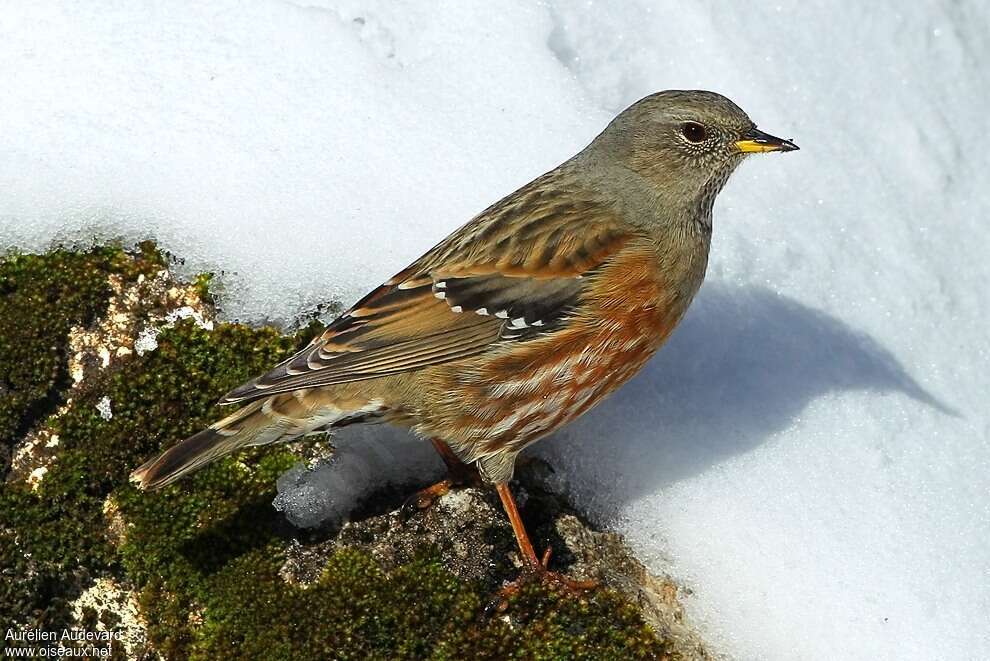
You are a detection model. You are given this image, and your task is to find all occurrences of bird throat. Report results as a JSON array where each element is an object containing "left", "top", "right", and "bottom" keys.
[{"left": 694, "top": 166, "right": 735, "bottom": 233}]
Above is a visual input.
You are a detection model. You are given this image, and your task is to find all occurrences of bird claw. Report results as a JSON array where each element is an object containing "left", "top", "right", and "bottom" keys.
[
  {"left": 401, "top": 458, "right": 484, "bottom": 519},
  {"left": 400, "top": 478, "right": 454, "bottom": 518}
]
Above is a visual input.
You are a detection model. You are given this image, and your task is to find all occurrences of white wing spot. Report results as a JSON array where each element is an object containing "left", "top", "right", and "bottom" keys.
[
  {"left": 532, "top": 320, "right": 544, "bottom": 327},
  {"left": 450, "top": 305, "right": 463, "bottom": 313},
  {"left": 434, "top": 291, "right": 447, "bottom": 300},
  {"left": 435, "top": 281, "right": 447, "bottom": 289},
  {"left": 476, "top": 307, "right": 489, "bottom": 315},
  {"left": 495, "top": 310, "right": 509, "bottom": 319}
]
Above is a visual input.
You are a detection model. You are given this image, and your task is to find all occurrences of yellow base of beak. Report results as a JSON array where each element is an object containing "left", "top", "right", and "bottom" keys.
[
  {"left": 735, "top": 131, "right": 799, "bottom": 153},
  {"left": 736, "top": 140, "right": 781, "bottom": 153}
]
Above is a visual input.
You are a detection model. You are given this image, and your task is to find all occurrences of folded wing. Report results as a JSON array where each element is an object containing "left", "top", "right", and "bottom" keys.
[{"left": 221, "top": 179, "right": 634, "bottom": 404}]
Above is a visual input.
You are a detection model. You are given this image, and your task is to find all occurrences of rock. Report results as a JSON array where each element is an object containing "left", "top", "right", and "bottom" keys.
[
  {"left": 69, "top": 577, "right": 152, "bottom": 660},
  {"left": 281, "top": 458, "right": 715, "bottom": 659}
]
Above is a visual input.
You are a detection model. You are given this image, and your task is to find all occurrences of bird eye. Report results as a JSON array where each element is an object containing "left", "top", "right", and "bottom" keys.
[{"left": 680, "top": 122, "right": 708, "bottom": 144}]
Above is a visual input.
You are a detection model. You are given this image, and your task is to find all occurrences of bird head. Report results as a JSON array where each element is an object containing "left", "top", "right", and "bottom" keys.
[{"left": 589, "top": 90, "right": 798, "bottom": 226}]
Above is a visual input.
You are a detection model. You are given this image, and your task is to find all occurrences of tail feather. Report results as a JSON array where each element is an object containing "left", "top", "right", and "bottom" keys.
[
  {"left": 130, "top": 393, "right": 389, "bottom": 490},
  {"left": 130, "top": 400, "right": 278, "bottom": 490}
]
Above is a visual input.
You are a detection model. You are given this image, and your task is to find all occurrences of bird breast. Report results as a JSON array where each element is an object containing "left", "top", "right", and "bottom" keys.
[{"left": 419, "top": 237, "right": 705, "bottom": 459}]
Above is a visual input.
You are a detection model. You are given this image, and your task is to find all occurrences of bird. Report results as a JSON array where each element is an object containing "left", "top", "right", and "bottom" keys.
[{"left": 131, "top": 90, "right": 798, "bottom": 590}]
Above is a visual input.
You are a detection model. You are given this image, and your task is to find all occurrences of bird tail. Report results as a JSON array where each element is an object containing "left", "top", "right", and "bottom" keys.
[
  {"left": 130, "top": 390, "right": 389, "bottom": 490},
  {"left": 130, "top": 399, "right": 284, "bottom": 490}
]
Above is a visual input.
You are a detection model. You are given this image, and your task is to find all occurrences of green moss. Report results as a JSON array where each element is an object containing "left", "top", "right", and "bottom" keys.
[
  {"left": 192, "top": 272, "right": 215, "bottom": 306},
  {"left": 178, "top": 545, "right": 667, "bottom": 661},
  {"left": 0, "top": 242, "right": 299, "bottom": 634},
  {"left": 0, "top": 241, "right": 164, "bottom": 471},
  {"left": 0, "top": 244, "right": 670, "bottom": 659}
]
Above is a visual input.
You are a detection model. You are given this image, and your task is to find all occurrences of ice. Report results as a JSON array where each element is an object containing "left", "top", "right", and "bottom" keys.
[
  {"left": 274, "top": 429, "right": 440, "bottom": 529},
  {"left": 2, "top": 2, "right": 988, "bottom": 659}
]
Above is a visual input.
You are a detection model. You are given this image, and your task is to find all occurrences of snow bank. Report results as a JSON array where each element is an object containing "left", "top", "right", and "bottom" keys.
[{"left": 2, "top": 2, "right": 988, "bottom": 659}]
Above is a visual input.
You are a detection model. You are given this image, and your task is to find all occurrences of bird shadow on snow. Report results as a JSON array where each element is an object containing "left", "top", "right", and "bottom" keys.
[{"left": 536, "top": 282, "right": 954, "bottom": 514}]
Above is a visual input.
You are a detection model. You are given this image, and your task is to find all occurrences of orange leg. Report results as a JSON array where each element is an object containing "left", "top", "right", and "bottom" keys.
[
  {"left": 429, "top": 437, "right": 477, "bottom": 486},
  {"left": 491, "top": 481, "right": 597, "bottom": 611},
  {"left": 497, "top": 482, "right": 541, "bottom": 567},
  {"left": 404, "top": 438, "right": 480, "bottom": 512}
]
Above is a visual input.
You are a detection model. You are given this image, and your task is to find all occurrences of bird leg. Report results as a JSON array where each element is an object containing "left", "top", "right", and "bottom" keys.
[
  {"left": 403, "top": 438, "right": 480, "bottom": 512},
  {"left": 489, "top": 482, "right": 597, "bottom": 612},
  {"left": 430, "top": 437, "right": 478, "bottom": 486}
]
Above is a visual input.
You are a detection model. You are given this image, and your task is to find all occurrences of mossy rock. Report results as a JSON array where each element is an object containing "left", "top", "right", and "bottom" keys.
[
  {"left": 0, "top": 243, "right": 674, "bottom": 660},
  {"left": 0, "top": 242, "right": 164, "bottom": 469}
]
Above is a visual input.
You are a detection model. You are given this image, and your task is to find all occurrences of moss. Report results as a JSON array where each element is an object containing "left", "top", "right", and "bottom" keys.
[
  {"left": 0, "top": 241, "right": 164, "bottom": 472},
  {"left": 1, "top": 313, "right": 302, "bottom": 630},
  {"left": 0, "top": 243, "right": 671, "bottom": 659},
  {"left": 191, "top": 272, "right": 215, "bottom": 306},
  {"left": 0, "top": 241, "right": 165, "bottom": 631},
  {"left": 180, "top": 546, "right": 667, "bottom": 661}
]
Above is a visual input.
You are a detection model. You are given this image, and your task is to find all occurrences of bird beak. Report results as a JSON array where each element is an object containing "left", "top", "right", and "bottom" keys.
[{"left": 735, "top": 128, "right": 799, "bottom": 153}]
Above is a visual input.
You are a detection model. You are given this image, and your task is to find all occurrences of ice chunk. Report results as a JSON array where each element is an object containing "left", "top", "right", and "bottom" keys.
[{"left": 274, "top": 428, "right": 441, "bottom": 529}]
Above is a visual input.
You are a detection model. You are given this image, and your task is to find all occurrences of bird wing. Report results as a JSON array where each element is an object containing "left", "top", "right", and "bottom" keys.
[{"left": 220, "top": 180, "right": 635, "bottom": 404}]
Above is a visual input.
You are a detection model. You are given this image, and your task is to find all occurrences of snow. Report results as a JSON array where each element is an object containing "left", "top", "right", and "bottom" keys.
[
  {"left": 2, "top": 2, "right": 988, "bottom": 659},
  {"left": 274, "top": 434, "right": 437, "bottom": 529}
]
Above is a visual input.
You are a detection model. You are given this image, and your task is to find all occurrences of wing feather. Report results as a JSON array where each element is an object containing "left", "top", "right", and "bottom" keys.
[{"left": 221, "top": 176, "right": 637, "bottom": 404}]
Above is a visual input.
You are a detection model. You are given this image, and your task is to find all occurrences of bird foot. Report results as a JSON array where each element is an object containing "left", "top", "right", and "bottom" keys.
[
  {"left": 401, "top": 464, "right": 482, "bottom": 515},
  {"left": 402, "top": 478, "right": 455, "bottom": 513},
  {"left": 486, "top": 547, "right": 598, "bottom": 615}
]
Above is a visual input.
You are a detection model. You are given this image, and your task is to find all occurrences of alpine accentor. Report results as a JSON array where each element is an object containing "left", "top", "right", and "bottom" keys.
[{"left": 132, "top": 90, "right": 798, "bottom": 587}]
